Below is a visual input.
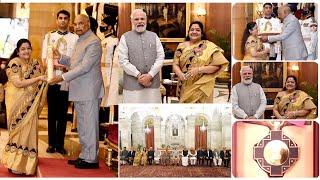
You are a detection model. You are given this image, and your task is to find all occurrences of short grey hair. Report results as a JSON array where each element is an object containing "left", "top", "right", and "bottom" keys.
[
  {"left": 130, "top": 9, "right": 147, "bottom": 20},
  {"left": 240, "top": 66, "right": 252, "bottom": 74}
]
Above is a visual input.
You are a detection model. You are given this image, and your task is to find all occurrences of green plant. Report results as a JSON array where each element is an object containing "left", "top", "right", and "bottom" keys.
[
  {"left": 207, "top": 29, "right": 231, "bottom": 62},
  {"left": 137, "top": 144, "right": 142, "bottom": 151},
  {"left": 207, "top": 29, "right": 231, "bottom": 84},
  {"left": 299, "top": 81, "right": 318, "bottom": 106}
]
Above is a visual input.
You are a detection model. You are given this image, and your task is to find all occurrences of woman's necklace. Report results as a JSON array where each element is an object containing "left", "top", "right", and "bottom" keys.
[{"left": 253, "top": 121, "right": 299, "bottom": 177}]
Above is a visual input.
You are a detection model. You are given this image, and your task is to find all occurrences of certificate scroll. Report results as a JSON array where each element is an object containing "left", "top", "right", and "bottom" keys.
[{"left": 47, "top": 45, "right": 54, "bottom": 81}]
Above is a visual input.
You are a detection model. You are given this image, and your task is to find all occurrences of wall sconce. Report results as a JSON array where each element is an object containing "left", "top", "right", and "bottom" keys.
[
  {"left": 291, "top": 64, "right": 299, "bottom": 71},
  {"left": 195, "top": 8, "right": 206, "bottom": 17}
]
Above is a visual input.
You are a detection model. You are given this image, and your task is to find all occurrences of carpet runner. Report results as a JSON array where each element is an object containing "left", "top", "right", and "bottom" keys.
[
  {"left": 120, "top": 165, "right": 230, "bottom": 177},
  {"left": 0, "top": 158, "right": 117, "bottom": 177}
]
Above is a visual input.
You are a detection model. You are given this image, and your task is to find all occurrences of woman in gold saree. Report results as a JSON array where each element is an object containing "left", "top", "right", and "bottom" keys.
[
  {"left": 273, "top": 75, "right": 317, "bottom": 119},
  {"left": 1, "top": 39, "right": 47, "bottom": 175},
  {"left": 173, "top": 21, "right": 229, "bottom": 103},
  {"left": 140, "top": 147, "right": 147, "bottom": 166},
  {"left": 241, "top": 22, "right": 269, "bottom": 60},
  {"left": 133, "top": 148, "right": 142, "bottom": 166}
]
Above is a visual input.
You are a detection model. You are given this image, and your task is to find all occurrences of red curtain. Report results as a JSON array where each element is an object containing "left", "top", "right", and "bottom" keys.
[
  {"left": 195, "top": 125, "right": 207, "bottom": 149},
  {"left": 145, "top": 127, "right": 154, "bottom": 149}
]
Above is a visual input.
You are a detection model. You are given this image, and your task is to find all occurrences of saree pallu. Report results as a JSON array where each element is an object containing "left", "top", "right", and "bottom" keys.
[
  {"left": 2, "top": 57, "right": 48, "bottom": 175},
  {"left": 274, "top": 90, "right": 317, "bottom": 119},
  {"left": 174, "top": 40, "right": 229, "bottom": 103}
]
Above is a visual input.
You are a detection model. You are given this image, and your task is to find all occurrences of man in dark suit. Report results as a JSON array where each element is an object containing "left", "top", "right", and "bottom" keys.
[
  {"left": 205, "top": 148, "right": 213, "bottom": 166},
  {"left": 147, "top": 147, "right": 155, "bottom": 165},
  {"left": 220, "top": 147, "right": 227, "bottom": 167},
  {"left": 225, "top": 150, "right": 231, "bottom": 168},
  {"left": 120, "top": 147, "right": 129, "bottom": 165},
  {"left": 127, "top": 148, "right": 136, "bottom": 165},
  {"left": 197, "top": 148, "right": 205, "bottom": 166}
]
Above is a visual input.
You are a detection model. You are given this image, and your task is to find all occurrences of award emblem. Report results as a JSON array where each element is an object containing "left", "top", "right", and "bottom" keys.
[{"left": 253, "top": 121, "right": 299, "bottom": 177}]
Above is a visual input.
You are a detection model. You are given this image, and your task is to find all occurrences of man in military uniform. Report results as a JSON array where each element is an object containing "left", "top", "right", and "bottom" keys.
[
  {"left": 42, "top": 9, "right": 78, "bottom": 154},
  {"left": 299, "top": 8, "right": 315, "bottom": 59},
  {"left": 256, "top": 3, "right": 282, "bottom": 60}
]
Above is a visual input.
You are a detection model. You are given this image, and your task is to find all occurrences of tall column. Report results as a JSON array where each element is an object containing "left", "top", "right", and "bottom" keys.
[
  {"left": 221, "top": 114, "right": 231, "bottom": 149},
  {"left": 185, "top": 115, "right": 195, "bottom": 148},
  {"left": 153, "top": 116, "right": 162, "bottom": 149},
  {"left": 210, "top": 110, "right": 222, "bottom": 149},
  {"left": 119, "top": 117, "right": 131, "bottom": 148}
]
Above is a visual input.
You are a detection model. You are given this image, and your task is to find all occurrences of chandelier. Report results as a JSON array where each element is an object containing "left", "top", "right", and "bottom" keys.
[
  {"left": 200, "top": 121, "right": 206, "bottom": 131},
  {"left": 144, "top": 125, "right": 151, "bottom": 134}
]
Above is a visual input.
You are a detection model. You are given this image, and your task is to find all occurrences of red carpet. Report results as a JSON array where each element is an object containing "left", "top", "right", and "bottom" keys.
[
  {"left": 38, "top": 158, "right": 117, "bottom": 177},
  {"left": 120, "top": 165, "right": 231, "bottom": 177},
  {"left": 0, "top": 165, "right": 35, "bottom": 177},
  {"left": 0, "top": 159, "right": 116, "bottom": 177}
]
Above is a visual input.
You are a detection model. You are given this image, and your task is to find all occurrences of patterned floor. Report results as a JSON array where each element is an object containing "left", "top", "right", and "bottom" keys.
[{"left": 120, "top": 165, "right": 231, "bottom": 177}]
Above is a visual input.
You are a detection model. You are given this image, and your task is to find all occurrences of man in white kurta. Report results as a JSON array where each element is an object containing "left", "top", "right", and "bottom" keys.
[{"left": 118, "top": 9, "right": 164, "bottom": 103}]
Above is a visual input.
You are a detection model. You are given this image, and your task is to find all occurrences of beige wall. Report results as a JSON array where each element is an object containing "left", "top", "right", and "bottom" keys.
[
  {"left": 232, "top": 3, "right": 254, "bottom": 60},
  {"left": 28, "top": 3, "right": 74, "bottom": 59}
]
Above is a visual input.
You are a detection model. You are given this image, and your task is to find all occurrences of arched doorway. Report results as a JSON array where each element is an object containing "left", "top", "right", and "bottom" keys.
[
  {"left": 143, "top": 116, "right": 155, "bottom": 149},
  {"left": 165, "top": 114, "right": 185, "bottom": 148},
  {"left": 194, "top": 114, "right": 208, "bottom": 150}
]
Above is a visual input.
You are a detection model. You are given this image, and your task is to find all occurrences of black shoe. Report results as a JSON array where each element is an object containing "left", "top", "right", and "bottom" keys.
[
  {"left": 71, "top": 128, "right": 77, "bottom": 132},
  {"left": 75, "top": 159, "right": 99, "bottom": 169},
  {"left": 56, "top": 148, "right": 67, "bottom": 155},
  {"left": 46, "top": 146, "right": 56, "bottom": 153},
  {"left": 68, "top": 158, "right": 83, "bottom": 165}
]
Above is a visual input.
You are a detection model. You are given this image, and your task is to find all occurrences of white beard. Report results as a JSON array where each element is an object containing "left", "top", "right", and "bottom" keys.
[
  {"left": 135, "top": 25, "right": 146, "bottom": 33},
  {"left": 242, "top": 78, "right": 253, "bottom": 85}
]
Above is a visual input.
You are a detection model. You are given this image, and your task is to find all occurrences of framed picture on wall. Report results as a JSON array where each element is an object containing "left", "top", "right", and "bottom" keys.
[
  {"left": 242, "top": 62, "right": 287, "bottom": 92},
  {"left": 131, "top": 3, "right": 190, "bottom": 42}
]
